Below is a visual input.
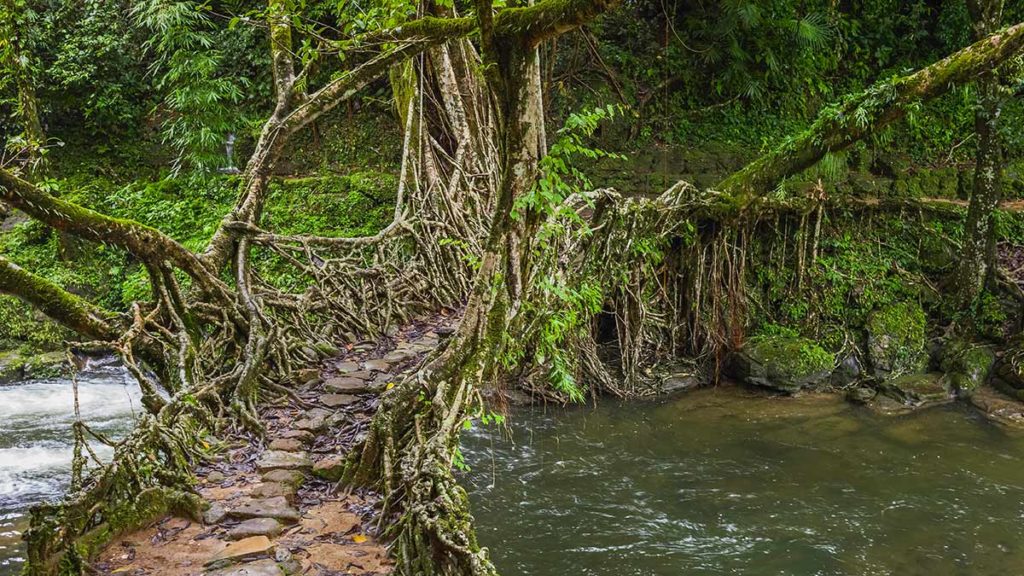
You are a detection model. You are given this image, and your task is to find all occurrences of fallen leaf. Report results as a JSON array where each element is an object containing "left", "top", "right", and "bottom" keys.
[{"left": 352, "top": 534, "right": 368, "bottom": 543}]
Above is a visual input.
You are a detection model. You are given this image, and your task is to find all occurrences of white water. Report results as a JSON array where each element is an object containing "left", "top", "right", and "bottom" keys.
[{"left": 0, "top": 364, "right": 141, "bottom": 573}]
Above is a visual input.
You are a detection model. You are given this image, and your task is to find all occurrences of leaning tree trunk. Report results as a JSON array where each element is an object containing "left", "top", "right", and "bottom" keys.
[{"left": 953, "top": 0, "right": 1006, "bottom": 309}]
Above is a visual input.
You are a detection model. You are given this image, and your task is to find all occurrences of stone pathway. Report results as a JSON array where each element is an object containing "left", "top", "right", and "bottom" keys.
[{"left": 95, "top": 315, "right": 454, "bottom": 576}]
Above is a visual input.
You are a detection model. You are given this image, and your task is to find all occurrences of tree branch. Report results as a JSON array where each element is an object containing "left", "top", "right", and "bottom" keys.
[{"left": 715, "top": 21, "right": 1024, "bottom": 211}]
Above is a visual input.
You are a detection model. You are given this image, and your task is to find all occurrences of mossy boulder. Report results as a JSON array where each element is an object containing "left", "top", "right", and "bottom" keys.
[
  {"left": 726, "top": 335, "right": 834, "bottom": 393},
  {"left": 0, "top": 349, "right": 67, "bottom": 384},
  {"left": 882, "top": 372, "right": 952, "bottom": 406},
  {"left": 865, "top": 301, "right": 928, "bottom": 381},
  {"left": 991, "top": 344, "right": 1024, "bottom": 402},
  {"left": 940, "top": 339, "right": 995, "bottom": 396}
]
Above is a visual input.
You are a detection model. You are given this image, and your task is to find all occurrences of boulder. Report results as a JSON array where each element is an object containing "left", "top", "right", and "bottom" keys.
[
  {"left": 991, "top": 344, "right": 1024, "bottom": 401},
  {"left": 939, "top": 339, "right": 995, "bottom": 396},
  {"left": 831, "top": 355, "right": 863, "bottom": 387},
  {"left": 726, "top": 335, "right": 834, "bottom": 393},
  {"left": 865, "top": 301, "right": 928, "bottom": 380}
]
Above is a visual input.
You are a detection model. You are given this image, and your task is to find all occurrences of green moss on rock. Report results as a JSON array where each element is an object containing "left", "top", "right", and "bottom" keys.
[
  {"left": 866, "top": 301, "right": 928, "bottom": 381},
  {"left": 940, "top": 339, "right": 995, "bottom": 395},
  {"left": 726, "top": 335, "right": 834, "bottom": 393}
]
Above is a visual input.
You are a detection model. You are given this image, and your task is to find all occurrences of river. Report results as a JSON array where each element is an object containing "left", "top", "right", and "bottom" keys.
[
  {"left": 461, "top": 387, "right": 1024, "bottom": 576},
  {"left": 0, "top": 364, "right": 141, "bottom": 575}
]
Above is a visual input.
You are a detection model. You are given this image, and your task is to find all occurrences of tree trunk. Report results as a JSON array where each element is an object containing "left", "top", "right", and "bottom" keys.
[
  {"left": 953, "top": 0, "right": 1005, "bottom": 309},
  {"left": 0, "top": 0, "right": 46, "bottom": 172}
]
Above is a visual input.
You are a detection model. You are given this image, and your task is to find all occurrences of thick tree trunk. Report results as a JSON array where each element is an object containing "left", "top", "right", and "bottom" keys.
[
  {"left": 953, "top": 0, "right": 1006, "bottom": 309},
  {"left": 1, "top": 0, "right": 46, "bottom": 171}
]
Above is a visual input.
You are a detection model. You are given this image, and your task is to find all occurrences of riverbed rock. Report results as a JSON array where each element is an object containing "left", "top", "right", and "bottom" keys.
[
  {"left": 846, "top": 386, "right": 876, "bottom": 404},
  {"left": 229, "top": 497, "right": 301, "bottom": 523},
  {"left": 990, "top": 343, "right": 1024, "bottom": 401},
  {"left": 726, "top": 335, "right": 834, "bottom": 393},
  {"left": 205, "top": 536, "right": 275, "bottom": 568},
  {"left": 969, "top": 386, "right": 1024, "bottom": 427},
  {"left": 882, "top": 372, "right": 952, "bottom": 406},
  {"left": 940, "top": 339, "right": 995, "bottom": 396},
  {"left": 227, "top": 518, "right": 283, "bottom": 540},
  {"left": 831, "top": 355, "right": 863, "bottom": 387},
  {"left": 256, "top": 450, "right": 311, "bottom": 472},
  {"left": 661, "top": 372, "right": 701, "bottom": 393},
  {"left": 865, "top": 301, "right": 928, "bottom": 381}
]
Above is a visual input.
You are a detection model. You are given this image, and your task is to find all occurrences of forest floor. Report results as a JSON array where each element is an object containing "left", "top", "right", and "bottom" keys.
[{"left": 93, "top": 313, "right": 459, "bottom": 576}]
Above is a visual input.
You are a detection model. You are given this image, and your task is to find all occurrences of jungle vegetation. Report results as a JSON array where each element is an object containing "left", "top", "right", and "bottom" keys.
[{"left": 2, "top": 0, "right": 1024, "bottom": 574}]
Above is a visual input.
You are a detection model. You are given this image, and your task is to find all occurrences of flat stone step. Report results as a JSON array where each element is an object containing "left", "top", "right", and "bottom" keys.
[
  {"left": 229, "top": 497, "right": 302, "bottom": 524},
  {"left": 363, "top": 359, "right": 392, "bottom": 372},
  {"left": 267, "top": 438, "right": 305, "bottom": 452},
  {"left": 320, "top": 393, "right": 359, "bottom": 407},
  {"left": 205, "top": 535, "right": 274, "bottom": 568},
  {"left": 260, "top": 469, "right": 306, "bottom": 487},
  {"left": 256, "top": 450, "right": 312, "bottom": 472},
  {"left": 226, "top": 518, "right": 283, "bottom": 540},
  {"left": 207, "top": 558, "right": 284, "bottom": 576},
  {"left": 323, "top": 377, "right": 369, "bottom": 393},
  {"left": 251, "top": 481, "right": 297, "bottom": 501},
  {"left": 334, "top": 361, "right": 360, "bottom": 374}
]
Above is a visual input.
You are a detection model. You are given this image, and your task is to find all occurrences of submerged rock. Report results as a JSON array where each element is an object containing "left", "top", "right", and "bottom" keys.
[
  {"left": 726, "top": 335, "right": 834, "bottom": 393},
  {"left": 881, "top": 372, "right": 952, "bottom": 406},
  {"left": 940, "top": 339, "right": 995, "bottom": 396},
  {"left": 865, "top": 301, "right": 928, "bottom": 380}
]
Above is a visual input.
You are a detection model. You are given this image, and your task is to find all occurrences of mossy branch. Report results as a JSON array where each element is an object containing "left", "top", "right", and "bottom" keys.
[
  {"left": 715, "top": 21, "right": 1024, "bottom": 210},
  {"left": 0, "top": 256, "right": 120, "bottom": 341}
]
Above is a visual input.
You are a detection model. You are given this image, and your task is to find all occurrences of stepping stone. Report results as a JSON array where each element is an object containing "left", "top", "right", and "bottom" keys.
[
  {"left": 268, "top": 438, "right": 305, "bottom": 452},
  {"left": 313, "top": 456, "right": 346, "bottom": 482},
  {"left": 364, "top": 359, "right": 391, "bottom": 372},
  {"left": 261, "top": 469, "right": 305, "bottom": 487},
  {"left": 256, "top": 450, "right": 311, "bottom": 472},
  {"left": 207, "top": 559, "right": 284, "bottom": 576},
  {"left": 204, "top": 502, "right": 228, "bottom": 525},
  {"left": 230, "top": 497, "right": 302, "bottom": 524},
  {"left": 226, "top": 518, "right": 283, "bottom": 540},
  {"left": 324, "top": 377, "right": 369, "bottom": 393},
  {"left": 278, "top": 429, "right": 314, "bottom": 443},
  {"left": 205, "top": 536, "right": 274, "bottom": 568},
  {"left": 251, "top": 482, "right": 296, "bottom": 501},
  {"left": 320, "top": 393, "right": 359, "bottom": 408},
  {"left": 345, "top": 370, "right": 374, "bottom": 380},
  {"left": 334, "top": 361, "right": 360, "bottom": 374},
  {"left": 384, "top": 350, "right": 417, "bottom": 363},
  {"left": 292, "top": 408, "right": 332, "bottom": 432}
]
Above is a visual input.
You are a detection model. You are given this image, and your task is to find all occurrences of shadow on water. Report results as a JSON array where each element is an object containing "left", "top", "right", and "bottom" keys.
[
  {"left": 460, "top": 386, "right": 1024, "bottom": 576},
  {"left": 0, "top": 364, "right": 140, "bottom": 575}
]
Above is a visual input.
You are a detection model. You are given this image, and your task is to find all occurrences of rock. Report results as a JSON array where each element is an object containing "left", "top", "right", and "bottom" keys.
[
  {"left": 334, "top": 361, "right": 360, "bottom": 374},
  {"left": 278, "top": 429, "right": 314, "bottom": 443},
  {"left": 204, "top": 502, "right": 228, "bottom": 525},
  {"left": 323, "top": 377, "right": 369, "bottom": 393},
  {"left": 344, "top": 370, "right": 374, "bottom": 381},
  {"left": 229, "top": 497, "right": 302, "bottom": 524},
  {"left": 260, "top": 469, "right": 305, "bottom": 487},
  {"left": 267, "top": 438, "right": 305, "bottom": 452},
  {"left": 292, "top": 408, "right": 331, "bottom": 432},
  {"left": 436, "top": 326, "right": 456, "bottom": 337},
  {"left": 312, "top": 456, "right": 346, "bottom": 482},
  {"left": 990, "top": 343, "right": 1024, "bottom": 396},
  {"left": 292, "top": 368, "right": 320, "bottom": 386},
  {"left": 251, "top": 482, "right": 296, "bottom": 501},
  {"left": 865, "top": 301, "right": 928, "bottom": 381},
  {"left": 940, "top": 339, "right": 995, "bottom": 396},
  {"left": 831, "top": 355, "right": 863, "bottom": 387},
  {"left": 725, "top": 335, "right": 834, "bottom": 393},
  {"left": 320, "top": 393, "right": 359, "bottom": 407},
  {"left": 383, "top": 349, "right": 417, "bottom": 363},
  {"left": 314, "top": 342, "right": 340, "bottom": 357},
  {"left": 661, "top": 372, "right": 700, "bottom": 393},
  {"left": 969, "top": 386, "right": 1024, "bottom": 427},
  {"left": 206, "top": 558, "right": 284, "bottom": 576},
  {"left": 364, "top": 359, "right": 391, "bottom": 372},
  {"left": 226, "top": 518, "right": 283, "bottom": 540},
  {"left": 205, "top": 536, "right": 275, "bottom": 568},
  {"left": 883, "top": 372, "right": 952, "bottom": 406},
  {"left": 256, "top": 451, "right": 311, "bottom": 473},
  {"left": 206, "top": 471, "right": 226, "bottom": 483},
  {"left": 845, "top": 386, "right": 876, "bottom": 404}
]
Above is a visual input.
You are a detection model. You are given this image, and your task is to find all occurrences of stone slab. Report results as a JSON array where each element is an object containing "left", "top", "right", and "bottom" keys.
[
  {"left": 256, "top": 450, "right": 311, "bottom": 472},
  {"left": 226, "top": 518, "right": 283, "bottom": 540},
  {"left": 205, "top": 536, "right": 274, "bottom": 568},
  {"left": 229, "top": 497, "right": 301, "bottom": 524}
]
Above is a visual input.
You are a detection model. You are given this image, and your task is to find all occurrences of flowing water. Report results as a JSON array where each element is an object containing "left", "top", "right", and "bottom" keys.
[
  {"left": 461, "top": 387, "right": 1024, "bottom": 576},
  {"left": 0, "top": 363, "right": 141, "bottom": 575}
]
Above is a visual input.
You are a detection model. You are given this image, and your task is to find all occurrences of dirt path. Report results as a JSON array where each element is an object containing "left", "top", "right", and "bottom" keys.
[{"left": 94, "top": 314, "right": 456, "bottom": 576}]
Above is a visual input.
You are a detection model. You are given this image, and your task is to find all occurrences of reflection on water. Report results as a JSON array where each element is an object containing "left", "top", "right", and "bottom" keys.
[
  {"left": 0, "top": 365, "right": 140, "bottom": 574},
  {"left": 461, "top": 387, "right": 1024, "bottom": 576}
]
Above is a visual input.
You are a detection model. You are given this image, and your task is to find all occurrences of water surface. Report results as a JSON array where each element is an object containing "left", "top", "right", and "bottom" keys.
[
  {"left": 0, "top": 366, "right": 140, "bottom": 574},
  {"left": 461, "top": 387, "right": 1024, "bottom": 575}
]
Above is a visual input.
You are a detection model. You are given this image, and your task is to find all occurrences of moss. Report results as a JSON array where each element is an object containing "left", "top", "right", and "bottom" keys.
[
  {"left": 866, "top": 301, "right": 928, "bottom": 380},
  {"left": 728, "top": 334, "right": 834, "bottom": 393},
  {"left": 940, "top": 339, "right": 995, "bottom": 395}
]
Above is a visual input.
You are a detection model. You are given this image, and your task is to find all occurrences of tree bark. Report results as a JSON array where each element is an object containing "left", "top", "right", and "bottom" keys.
[{"left": 953, "top": 0, "right": 1006, "bottom": 309}]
